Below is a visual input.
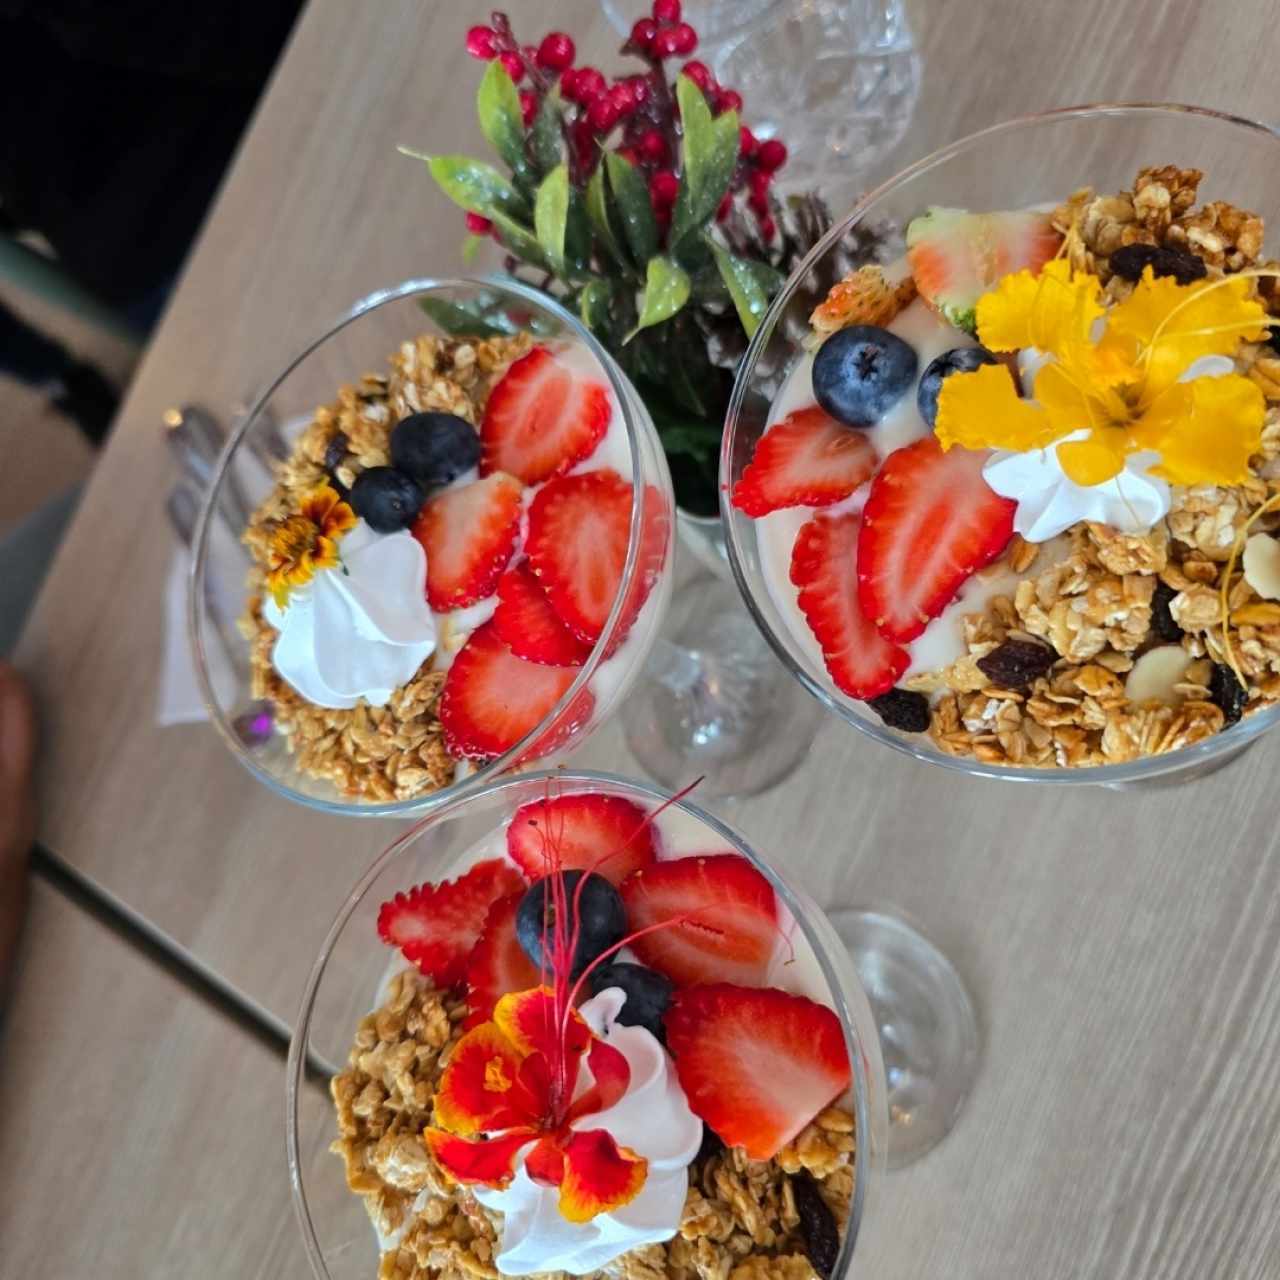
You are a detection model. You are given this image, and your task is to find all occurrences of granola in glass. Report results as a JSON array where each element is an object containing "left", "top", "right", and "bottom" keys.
[
  {"left": 731, "top": 163, "right": 1280, "bottom": 768},
  {"left": 327, "top": 791, "right": 858, "bottom": 1279}
]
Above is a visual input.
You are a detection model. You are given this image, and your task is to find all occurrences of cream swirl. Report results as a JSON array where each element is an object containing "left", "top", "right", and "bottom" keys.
[
  {"left": 983, "top": 435, "right": 1171, "bottom": 542},
  {"left": 473, "top": 988, "right": 703, "bottom": 1277},
  {"left": 263, "top": 522, "right": 435, "bottom": 708}
]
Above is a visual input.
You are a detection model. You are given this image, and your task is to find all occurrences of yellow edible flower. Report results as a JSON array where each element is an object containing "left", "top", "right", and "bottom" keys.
[
  {"left": 935, "top": 258, "right": 1270, "bottom": 487},
  {"left": 265, "top": 483, "right": 357, "bottom": 607}
]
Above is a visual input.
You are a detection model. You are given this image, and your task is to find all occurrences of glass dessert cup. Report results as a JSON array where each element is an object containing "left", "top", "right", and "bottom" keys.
[
  {"left": 721, "top": 103, "right": 1280, "bottom": 1158},
  {"left": 287, "top": 770, "right": 890, "bottom": 1279},
  {"left": 723, "top": 103, "right": 1280, "bottom": 790},
  {"left": 189, "top": 277, "right": 674, "bottom": 817}
]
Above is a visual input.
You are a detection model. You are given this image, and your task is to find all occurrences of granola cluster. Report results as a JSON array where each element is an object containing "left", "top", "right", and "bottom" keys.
[
  {"left": 330, "top": 969, "right": 856, "bottom": 1280},
  {"left": 896, "top": 166, "right": 1280, "bottom": 768},
  {"left": 240, "top": 332, "right": 532, "bottom": 800},
  {"left": 1054, "top": 164, "right": 1269, "bottom": 283}
]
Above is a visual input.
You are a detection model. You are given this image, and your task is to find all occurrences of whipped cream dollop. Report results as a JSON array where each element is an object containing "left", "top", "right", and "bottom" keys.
[
  {"left": 985, "top": 351, "right": 1237, "bottom": 542},
  {"left": 984, "top": 435, "right": 1171, "bottom": 542},
  {"left": 474, "top": 988, "right": 703, "bottom": 1277},
  {"left": 264, "top": 522, "right": 435, "bottom": 708}
]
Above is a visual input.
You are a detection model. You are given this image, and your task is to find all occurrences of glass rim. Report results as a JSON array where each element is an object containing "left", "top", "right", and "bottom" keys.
[
  {"left": 720, "top": 100, "right": 1280, "bottom": 785},
  {"left": 188, "top": 274, "right": 664, "bottom": 817},
  {"left": 285, "top": 767, "right": 875, "bottom": 1280}
]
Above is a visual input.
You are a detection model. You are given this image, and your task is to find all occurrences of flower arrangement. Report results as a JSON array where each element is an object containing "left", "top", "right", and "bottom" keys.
[{"left": 401, "top": 4, "right": 854, "bottom": 513}]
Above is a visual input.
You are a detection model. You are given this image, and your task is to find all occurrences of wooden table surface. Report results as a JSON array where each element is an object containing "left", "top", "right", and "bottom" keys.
[
  {"left": 11, "top": 0, "right": 1280, "bottom": 1275},
  {"left": 0, "top": 881, "right": 309, "bottom": 1277}
]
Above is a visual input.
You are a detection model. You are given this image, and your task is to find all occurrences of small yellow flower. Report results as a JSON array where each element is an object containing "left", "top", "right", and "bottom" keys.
[
  {"left": 266, "top": 483, "right": 357, "bottom": 607},
  {"left": 935, "top": 259, "right": 1270, "bottom": 487}
]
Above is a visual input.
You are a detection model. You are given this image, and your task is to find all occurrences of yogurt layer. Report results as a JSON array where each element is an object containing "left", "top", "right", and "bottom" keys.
[{"left": 757, "top": 294, "right": 998, "bottom": 686}]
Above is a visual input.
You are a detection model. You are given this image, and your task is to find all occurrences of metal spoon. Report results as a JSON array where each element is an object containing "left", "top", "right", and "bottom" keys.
[{"left": 163, "top": 404, "right": 254, "bottom": 531}]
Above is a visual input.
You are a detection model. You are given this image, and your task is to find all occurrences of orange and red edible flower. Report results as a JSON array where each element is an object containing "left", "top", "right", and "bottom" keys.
[{"left": 425, "top": 986, "right": 648, "bottom": 1223}]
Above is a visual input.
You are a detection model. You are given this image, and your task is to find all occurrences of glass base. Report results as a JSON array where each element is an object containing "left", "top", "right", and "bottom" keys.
[
  {"left": 621, "top": 571, "right": 824, "bottom": 799},
  {"left": 828, "top": 907, "right": 978, "bottom": 1169}
]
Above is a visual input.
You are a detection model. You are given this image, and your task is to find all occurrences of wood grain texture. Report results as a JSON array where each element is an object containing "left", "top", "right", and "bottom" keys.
[
  {"left": 14, "top": 0, "right": 1280, "bottom": 1275},
  {"left": 0, "top": 880, "right": 308, "bottom": 1277}
]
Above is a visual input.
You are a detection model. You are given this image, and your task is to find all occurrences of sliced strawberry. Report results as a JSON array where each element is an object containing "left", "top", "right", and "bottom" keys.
[
  {"left": 439, "top": 621, "right": 580, "bottom": 761},
  {"left": 857, "top": 436, "right": 1015, "bottom": 644},
  {"left": 493, "top": 562, "right": 594, "bottom": 667},
  {"left": 414, "top": 472, "right": 522, "bottom": 611},
  {"left": 620, "top": 853, "right": 778, "bottom": 988},
  {"left": 481, "top": 345, "right": 610, "bottom": 485},
  {"left": 731, "top": 406, "right": 878, "bottom": 517},
  {"left": 526, "top": 468, "right": 632, "bottom": 644},
  {"left": 507, "top": 793, "right": 658, "bottom": 887},
  {"left": 606, "top": 480, "right": 670, "bottom": 653},
  {"left": 664, "top": 984, "right": 852, "bottom": 1160},
  {"left": 464, "top": 892, "right": 540, "bottom": 1028},
  {"left": 376, "top": 857, "right": 526, "bottom": 987},
  {"left": 790, "top": 512, "right": 908, "bottom": 700},
  {"left": 906, "top": 207, "right": 1061, "bottom": 334}
]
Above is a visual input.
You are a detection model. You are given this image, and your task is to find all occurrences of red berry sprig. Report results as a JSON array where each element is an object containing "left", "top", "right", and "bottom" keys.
[{"left": 459, "top": 5, "right": 787, "bottom": 252}]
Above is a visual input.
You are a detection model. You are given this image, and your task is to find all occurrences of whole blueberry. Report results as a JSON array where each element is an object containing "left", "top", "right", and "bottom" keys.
[
  {"left": 390, "top": 412, "right": 481, "bottom": 489},
  {"left": 916, "top": 346, "right": 1000, "bottom": 428},
  {"left": 349, "top": 466, "right": 424, "bottom": 533},
  {"left": 516, "top": 871, "right": 627, "bottom": 980},
  {"left": 812, "top": 325, "right": 919, "bottom": 427},
  {"left": 588, "top": 962, "right": 674, "bottom": 1042}
]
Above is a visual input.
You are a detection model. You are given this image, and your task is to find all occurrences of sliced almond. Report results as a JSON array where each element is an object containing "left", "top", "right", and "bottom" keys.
[
  {"left": 1242, "top": 532, "right": 1280, "bottom": 600},
  {"left": 1124, "top": 644, "right": 1194, "bottom": 706}
]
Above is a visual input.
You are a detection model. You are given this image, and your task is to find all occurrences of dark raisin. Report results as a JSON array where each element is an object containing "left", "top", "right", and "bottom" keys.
[
  {"left": 1267, "top": 327, "right": 1280, "bottom": 358},
  {"left": 976, "top": 637, "right": 1056, "bottom": 690},
  {"left": 1109, "top": 243, "right": 1207, "bottom": 286},
  {"left": 1209, "top": 663, "right": 1248, "bottom": 726},
  {"left": 791, "top": 1170, "right": 839, "bottom": 1280},
  {"left": 1150, "top": 581, "right": 1182, "bottom": 642},
  {"left": 323, "top": 432, "right": 350, "bottom": 474},
  {"left": 865, "top": 688, "right": 929, "bottom": 733}
]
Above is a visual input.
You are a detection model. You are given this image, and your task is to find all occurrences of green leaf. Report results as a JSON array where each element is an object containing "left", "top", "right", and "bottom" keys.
[
  {"left": 489, "top": 209, "right": 553, "bottom": 271},
  {"left": 418, "top": 296, "right": 512, "bottom": 338},
  {"left": 476, "top": 62, "right": 526, "bottom": 176},
  {"left": 461, "top": 233, "right": 484, "bottom": 265},
  {"left": 578, "top": 280, "right": 613, "bottom": 335},
  {"left": 529, "top": 86, "right": 565, "bottom": 174},
  {"left": 743, "top": 260, "right": 785, "bottom": 296},
  {"left": 627, "top": 256, "right": 691, "bottom": 341},
  {"left": 709, "top": 240, "right": 771, "bottom": 338},
  {"left": 689, "top": 262, "right": 730, "bottom": 304},
  {"left": 605, "top": 153, "right": 658, "bottom": 266},
  {"left": 534, "top": 166, "right": 570, "bottom": 274},
  {"left": 407, "top": 151, "right": 527, "bottom": 220},
  {"left": 585, "top": 165, "right": 624, "bottom": 266},
  {"left": 670, "top": 77, "right": 740, "bottom": 249},
  {"left": 565, "top": 191, "right": 593, "bottom": 273}
]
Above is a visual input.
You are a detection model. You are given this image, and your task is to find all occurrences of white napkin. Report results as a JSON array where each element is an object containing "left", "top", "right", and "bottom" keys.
[
  {"left": 157, "top": 547, "right": 230, "bottom": 726},
  {"left": 156, "top": 418, "right": 296, "bottom": 727}
]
